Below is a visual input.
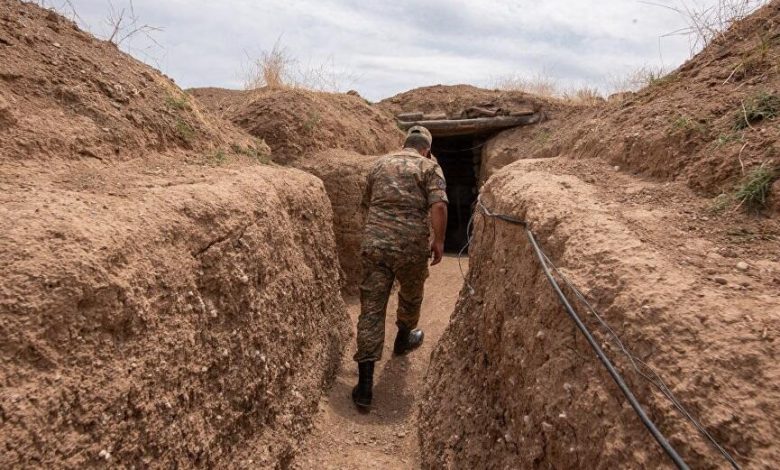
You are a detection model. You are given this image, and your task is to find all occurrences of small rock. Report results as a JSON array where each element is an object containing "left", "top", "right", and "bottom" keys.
[
  {"left": 736, "top": 262, "right": 749, "bottom": 272},
  {"left": 52, "top": 42, "right": 61, "bottom": 48},
  {"left": 713, "top": 277, "right": 728, "bottom": 285},
  {"left": 98, "top": 449, "right": 111, "bottom": 460},
  {"left": 396, "top": 430, "right": 406, "bottom": 438}
]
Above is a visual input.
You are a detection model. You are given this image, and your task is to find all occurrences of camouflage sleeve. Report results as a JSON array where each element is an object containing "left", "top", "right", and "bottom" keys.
[{"left": 425, "top": 164, "right": 449, "bottom": 206}]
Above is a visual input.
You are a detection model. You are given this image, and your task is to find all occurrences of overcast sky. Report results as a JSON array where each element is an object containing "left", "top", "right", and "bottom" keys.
[{"left": 56, "top": 0, "right": 760, "bottom": 100}]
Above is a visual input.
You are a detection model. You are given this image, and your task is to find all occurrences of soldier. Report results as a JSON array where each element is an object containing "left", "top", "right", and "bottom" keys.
[{"left": 352, "top": 126, "right": 448, "bottom": 410}]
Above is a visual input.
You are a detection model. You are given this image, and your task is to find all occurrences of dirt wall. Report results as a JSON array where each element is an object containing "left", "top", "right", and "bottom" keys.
[
  {"left": 0, "top": 164, "right": 349, "bottom": 467},
  {"left": 190, "top": 87, "right": 403, "bottom": 165},
  {"left": 293, "top": 150, "right": 378, "bottom": 294},
  {"left": 421, "top": 160, "right": 780, "bottom": 469}
]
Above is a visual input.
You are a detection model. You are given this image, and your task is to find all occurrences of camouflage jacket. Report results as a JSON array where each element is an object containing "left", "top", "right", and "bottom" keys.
[{"left": 361, "top": 149, "right": 448, "bottom": 258}]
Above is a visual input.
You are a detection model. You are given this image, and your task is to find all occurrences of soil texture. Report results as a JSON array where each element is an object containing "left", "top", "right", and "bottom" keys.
[{"left": 294, "top": 256, "right": 466, "bottom": 469}]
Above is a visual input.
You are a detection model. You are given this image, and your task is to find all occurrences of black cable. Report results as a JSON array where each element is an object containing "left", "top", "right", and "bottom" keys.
[
  {"left": 468, "top": 199, "right": 690, "bottom": 469},
  {"left": 525, "top": 226, "right": 690, "bottom": 470},
  {"left": 539, "top": 250, "right": 741, "bottom": 470},
  {"left": 462, "top": 199, "right": 744, "bottom": 468}
]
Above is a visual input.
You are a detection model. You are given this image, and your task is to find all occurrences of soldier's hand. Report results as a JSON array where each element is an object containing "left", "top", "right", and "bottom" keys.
[{"left": 430, "top": 241, "right": 444, "bottom": 266}]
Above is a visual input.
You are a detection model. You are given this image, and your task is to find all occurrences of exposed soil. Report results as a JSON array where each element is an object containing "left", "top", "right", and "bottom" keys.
[
  {"left": 420, "top": 4, "right": 780, "bottom": 467},
  {"left": 190, "top": 86, "right": 403, "bottom": 164},
  {"left": 4, "top": 0, "right": 780, "bottom": 468},
  {"left": 293, "top": 256, "right": 466, "bottom": 470},
  {"left": 487, "top": 2, "right": 780, "bottom": 196},
  {"left": 0, "top": 1, "right": 348, "bottom": 467},
  {"left": 422, "top": 155, "right": 779, "bottom": 469},
  {"left": 293, "top": 150, "right": 380, "bottom": 294},
  {"left": 376, "top": 84, "right": 552, "bottom": 119}
]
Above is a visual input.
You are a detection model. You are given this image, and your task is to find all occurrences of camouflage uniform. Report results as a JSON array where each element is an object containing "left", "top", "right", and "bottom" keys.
[{"left": 354, "top": 149, "right": 448, "bottom": 363}]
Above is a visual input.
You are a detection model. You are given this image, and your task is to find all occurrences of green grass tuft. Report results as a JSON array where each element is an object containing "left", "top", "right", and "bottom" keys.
[
  {"left": 166, "top": 94, "right": 191, "bottom": 111},
  {"left": 734, "top": 92, "right": 780, "bottom": 130},
  {"left": 175, "top": 119, "right": 196, "bottom": 143},
  {"left": 713, "top": 132, "right": 743, "bottom": 148},
  {"left": 302, "top": 112, "right": 321, "bottom": 132},
  {"left": 733, "top": 164, "right": 777, "bottom": 210},
  {"left": 207, "top": 149, "right": 227, "bottom": 165},
  {"left": 669, "top": 114, "right": 707, "bottom": 136},
  {"left": 231, "top": 142, "right": 272, "bottom": 164}
]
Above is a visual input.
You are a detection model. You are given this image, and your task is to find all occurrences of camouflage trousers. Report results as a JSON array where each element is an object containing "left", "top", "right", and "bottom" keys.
[{"left": 353, "top": 248, "right": 429, "bottom": 363}]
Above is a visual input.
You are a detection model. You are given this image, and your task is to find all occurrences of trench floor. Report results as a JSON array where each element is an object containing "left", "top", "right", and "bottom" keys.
[{"left": 293, "top": 255, "right": 465, "bottom": 469}]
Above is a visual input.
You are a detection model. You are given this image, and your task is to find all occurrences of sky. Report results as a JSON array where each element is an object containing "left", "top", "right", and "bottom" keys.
[{"left": 52, "top": 0, "right": 762, "bottom": 101}]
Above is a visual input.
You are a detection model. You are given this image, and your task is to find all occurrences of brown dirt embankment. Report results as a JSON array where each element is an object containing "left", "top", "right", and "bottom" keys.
[
  {"left": 376, "top": 84, "right": 545, "bottom": 119},
  {"left": 485, "top": 1, "right": 780, "bottom": 196},
  {"left": 421, "top": 157, "right": 780, "bottom": 468},
  {"left": 189, "top": 87, "right": 403, "bottom": 165},
  {"left": 190, "top": 87, "right": 404, "bottom": 292},
  {"left": 294, "top": 150, "right": 379, "bottom": 293},
  {"left": 0, "top": 1, "right": 349, "bottom": 467},
  {"left": 1, "top": 166, "right": 349, "bottom": 468}
]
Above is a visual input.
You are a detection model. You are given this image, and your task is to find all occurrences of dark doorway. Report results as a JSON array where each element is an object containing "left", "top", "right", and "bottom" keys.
[{"left": 431, "top": 134, "right": 483, "bottom": 253}]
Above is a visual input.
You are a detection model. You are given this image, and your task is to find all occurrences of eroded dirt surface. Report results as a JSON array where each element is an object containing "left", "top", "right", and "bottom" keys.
[{"left": 293, "top": 256, "right": 466, "bottom": 470}]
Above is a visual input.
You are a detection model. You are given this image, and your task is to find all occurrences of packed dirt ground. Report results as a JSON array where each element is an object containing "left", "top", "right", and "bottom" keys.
[
  {"left": 1, "top": 0, "right": 779, "bottom": 468},
  {"left": 292, "top": 257, "right": 465, "bottom": 470}
]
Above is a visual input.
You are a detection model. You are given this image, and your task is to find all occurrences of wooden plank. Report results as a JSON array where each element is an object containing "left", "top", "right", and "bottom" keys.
[
  {"left": 397, "top": 113, "right": 542, "bottom": 136},
  {"left": 396, "top": 112, "right": 424, "bottom": 122}
]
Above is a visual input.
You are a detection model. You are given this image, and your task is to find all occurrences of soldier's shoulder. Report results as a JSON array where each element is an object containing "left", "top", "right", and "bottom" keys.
[{"left": 421, "top": 157, "right": 444, "bottom": 173}]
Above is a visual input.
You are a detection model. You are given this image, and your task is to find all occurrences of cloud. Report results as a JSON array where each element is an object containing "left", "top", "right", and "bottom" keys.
[{"left": 64, "top": 0, "right": 737, "bottom": 100}]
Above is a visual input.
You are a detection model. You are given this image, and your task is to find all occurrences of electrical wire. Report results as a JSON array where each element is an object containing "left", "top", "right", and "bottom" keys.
[
  {"left": 538, "top": 250, "right": 740, "bottom": 470},
  {"left": 455, "top": 198, "right": 742, "bottom": 469},
  {"left": 457, "top": 206, "right": 476, "bottom": 295}
]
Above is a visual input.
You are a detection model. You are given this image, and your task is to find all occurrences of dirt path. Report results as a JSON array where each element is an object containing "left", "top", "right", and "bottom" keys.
[{"left": 293, "top": 255, "right": 466, "bottom": 469}]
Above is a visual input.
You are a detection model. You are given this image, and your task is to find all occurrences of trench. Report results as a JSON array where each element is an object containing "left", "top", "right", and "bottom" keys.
[{"left": 294, "top": 256, "right": 466, "bottom": 469}]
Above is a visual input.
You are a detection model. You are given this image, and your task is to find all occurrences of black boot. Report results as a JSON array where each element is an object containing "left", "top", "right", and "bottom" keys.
[
  {"left": 393, "top": 325, "right": 424, "bottom": 355},
  {"left": 352, "top": 361, "right": 374, "bottom": 409}
]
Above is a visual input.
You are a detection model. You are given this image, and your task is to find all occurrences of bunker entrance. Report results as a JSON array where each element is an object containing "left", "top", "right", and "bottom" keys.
[{"left": 432, "top": 134, "right": 484, "bottom": 253}]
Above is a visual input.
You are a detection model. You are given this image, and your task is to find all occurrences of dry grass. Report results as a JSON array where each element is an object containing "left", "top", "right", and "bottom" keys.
[
  {"left": 243, "top": 39, "right": 292, "bottom": 90},
  {"left": 561, "top": 87, "right": 604, "bottom": 106},
  {"left": 242, "top": 39, "right": 357, "bottom": 93},
  {"left": 493, "top": 73, "right": 559, "bottom": 97},
  {"left": 607, "top": 65, "right": 673, "bottom": 93},
  {"left": 493, "top": 74, "right": 605, "bottom": 106},
  {"left": 645, "top": 0, "right": 770, "bottom": 53}
]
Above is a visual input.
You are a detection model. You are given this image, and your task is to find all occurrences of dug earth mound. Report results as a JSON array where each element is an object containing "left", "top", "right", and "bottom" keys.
[
  {"left": 419, "top": 2, "right": 780, "bottom": 468},
  {"left": 1, "top": 1, "right": 347, "bottom": 467},
  {"left": 189, "top": 86, "right": 403, "bottom": 165},
  {"left": 191, "top": 87, "right": 403, "bottom": 293},
  {"left": 3, "top": 0, "right": 780, "bottom": 468},
  {"left": 421, "top": 159, "right": 780, "bottom": 468}
]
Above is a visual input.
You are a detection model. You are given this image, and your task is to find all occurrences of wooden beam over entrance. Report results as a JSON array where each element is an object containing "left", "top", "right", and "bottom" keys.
[{"left": 397, "top": 113, "right": 543, "bottom": 137}]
